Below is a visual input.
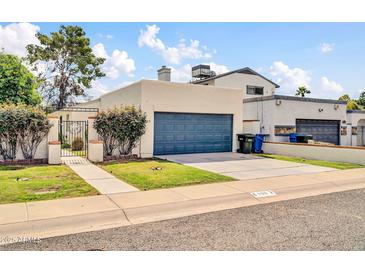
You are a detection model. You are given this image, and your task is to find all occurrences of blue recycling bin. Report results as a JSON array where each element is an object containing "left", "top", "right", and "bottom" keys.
[
  {"left": 253, "top": 134, "right": 265, "bottom": 153},
  {"left": 289, "top": 133, "right": 297, "bottom": 143}
]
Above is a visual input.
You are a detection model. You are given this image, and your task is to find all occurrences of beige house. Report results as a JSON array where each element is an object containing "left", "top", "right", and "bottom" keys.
[
  {"left": 59, "top": 64, "right": 364, "bottom": 157},
  {"left": 75, "top": 79, "right": 243, "bottom": 158}
]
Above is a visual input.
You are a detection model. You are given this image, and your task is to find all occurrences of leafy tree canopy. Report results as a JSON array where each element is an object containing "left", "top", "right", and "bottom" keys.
[
  {"left": 0, "top": 52, "right": 41, "bottom": 106},
  {"left": 357, "top": 91, "right": 365, "bottom": 107},
  {"left": 347, "top": 100, "right": 360, "bottom": 110},
  {"left": 338, "top": 94, "right": 351, "bottom": 102},
  {"left": 295, "top": 86, "right": 311, "bottom": 98},
  {"left": 26, "top": 25, "right": 105, "bottom": 109}
]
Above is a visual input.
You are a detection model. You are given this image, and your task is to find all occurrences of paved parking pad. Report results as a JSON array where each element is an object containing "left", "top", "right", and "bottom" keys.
[{"left": 160, "top": 152, "right": 336, "bottom": 180}]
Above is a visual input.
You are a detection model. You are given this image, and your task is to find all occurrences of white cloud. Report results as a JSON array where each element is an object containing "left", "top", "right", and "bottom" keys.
[
  {"left": 204, "top": 62, "right": 229, "bottom": 75},
  {"left": 97, "top": 33, "right": 113, "bottom": 39},
  {"left": 138, "top": 24, "right": 212, "bottom": 64},
  {"left": 171, "top": 64, "right": 192, "bottom": 82},
  {"left": 84, "top": 80, "right": 109, "bottom": 100},
  {"left": 269, "top": 61, "right": 311, "bottom": 94},
  {"left": 92, "top": 43, "right": 136, "bottom": 79},
  {"left": 85, "top": 80, "right": 139, "bottom": 101},
  {"left": 0, "top": 22, "right": 40, "bottom": 57},
  {"left": 319, "top": 42, "right": 335, "bottom": 53},
  {"left": 138, "top": 25, "right": 165, "bottom": 51},
  {"left": 320, "top": 76, "right": 344, "bottom": 93},
  {"left": 92, "top": 43, "right": 108, "bottom": 58}
]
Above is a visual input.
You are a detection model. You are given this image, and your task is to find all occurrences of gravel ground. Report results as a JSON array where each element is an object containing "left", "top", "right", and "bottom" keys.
[{"left": 2, "top": 189, "right": 365, "bottom": 251}]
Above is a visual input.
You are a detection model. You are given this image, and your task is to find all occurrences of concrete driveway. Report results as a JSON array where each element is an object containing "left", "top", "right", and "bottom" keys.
[{"left": 159, "top": 152, "right": 336, "bottom": 180}]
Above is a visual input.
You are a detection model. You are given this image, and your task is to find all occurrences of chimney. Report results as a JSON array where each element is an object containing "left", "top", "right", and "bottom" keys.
[{"left": 157, "top": 66, "right": 171, "bottom": 81}]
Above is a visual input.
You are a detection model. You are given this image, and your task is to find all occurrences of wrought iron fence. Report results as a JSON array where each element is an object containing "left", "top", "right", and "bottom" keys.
[{"left": 59, "top": 121, "right": 88, "bottom": 157}]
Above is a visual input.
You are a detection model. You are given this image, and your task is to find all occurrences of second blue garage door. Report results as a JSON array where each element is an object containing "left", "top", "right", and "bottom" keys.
[{"left": 154, "top": 112, "right": 233, "bottom": 155}]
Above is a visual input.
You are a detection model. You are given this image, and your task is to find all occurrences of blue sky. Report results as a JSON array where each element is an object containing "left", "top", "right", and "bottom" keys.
[{"left": 1, "top": 22, "right": 364, "bottom": 100}]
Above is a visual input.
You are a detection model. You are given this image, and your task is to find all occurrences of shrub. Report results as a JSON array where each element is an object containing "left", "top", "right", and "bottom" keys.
[
  {"left": 0, "top": 104, "right": 22, "bottom": 160},
  {"left": 116, "top": 106, "right": 147, "bottom": 155},
  {"left": 94, "top": 106, "right": 147, "bottom": 156},
  {"left": 72, "top": 137, "right": 84, "bottom": 151},
  {"left": 61, "top": 143, "right": 71, "bottom": 149},
  {"left": 0, "top": 104, "right": 51, "bottom": 160}
]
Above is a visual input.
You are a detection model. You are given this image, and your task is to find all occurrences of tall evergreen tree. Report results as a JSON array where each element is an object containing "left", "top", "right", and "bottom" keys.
[{"left": 26, "top": 25, "right": 105, "bottom": 109}]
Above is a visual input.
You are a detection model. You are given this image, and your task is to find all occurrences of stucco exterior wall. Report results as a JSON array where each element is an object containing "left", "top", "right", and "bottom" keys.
[
  {"left": 213, "top": 73, "right": 276, "bottom": 98},
  {"left": 242, "top": 99, "right": 275, "bottom": 136},
  {"left": 10, "top": 140, "right": 48, "bottom": 161},
  {"left": 263, "top": 142, "right": 365, "bottom": 165},
  {"left": 77, "top": 99, "right": 101, "bottom": 109},
  {"left": 243, "top": 97, "right": 348, "bottom": 145},
  {"left": 99, "top": 82, "right": 142, "bottom": 110},
  {"left": 139, "top": 80, "right": 243, "bottom": 157},
  {"left": 52, "top": 99, "right": 100, "bottom": 122},
  {"left": 55, "top": 111, "right": 99, "bottom": 122},
  {"left": 346, "top": 111, "right": 365, "bottom": 146}
]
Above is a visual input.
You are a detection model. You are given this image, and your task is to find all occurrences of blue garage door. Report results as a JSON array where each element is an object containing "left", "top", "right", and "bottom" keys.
[
  {"left": 154, "top": 112, "right": 233, "bottom": 155},
  {"left": 296, "top": 119, "right": 340, "bottom": 145}
]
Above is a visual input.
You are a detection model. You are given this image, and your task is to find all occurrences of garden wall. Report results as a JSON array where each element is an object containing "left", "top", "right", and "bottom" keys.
[{"left": 263, "top": 141, "right": 365, "bottom": 165}]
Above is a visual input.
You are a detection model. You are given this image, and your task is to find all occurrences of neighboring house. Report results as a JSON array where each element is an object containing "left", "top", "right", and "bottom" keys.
[
  {"left": 56, "top": 64, "right": 365, "bottom": 157},
  {"left": 346, "top": 110, "right": 365, "bottom": 146},
  {"left": 53, "top": 99, "right": 100, "bottom": 122}
]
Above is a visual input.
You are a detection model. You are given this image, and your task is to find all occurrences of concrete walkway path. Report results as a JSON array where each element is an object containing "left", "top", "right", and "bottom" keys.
[
  {"left": 1, "top": 167, "right": 365, "bottom": 245},
  {"left": 62, "top": 156, "right": 139, "bottom": 194}
]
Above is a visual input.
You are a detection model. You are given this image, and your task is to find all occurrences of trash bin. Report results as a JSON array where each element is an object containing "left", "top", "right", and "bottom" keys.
[
  {"left": 289, "top": 133, "right": 297, "bottom": 143},
  {"left": 296, "top": 134, "right": 313, "bottom": 143},
  {"left": 253, "top": 134, "right": 265, "bottom": 153},
  {"left": 237, "top": 134, "right": 255, "bottom": 154}
]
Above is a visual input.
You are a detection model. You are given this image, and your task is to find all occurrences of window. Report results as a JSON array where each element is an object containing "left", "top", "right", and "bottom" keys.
[{"left": 247, "top": 85, "right": 264, "bottom": 95}]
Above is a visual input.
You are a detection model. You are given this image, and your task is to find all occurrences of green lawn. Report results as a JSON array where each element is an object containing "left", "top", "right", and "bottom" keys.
[
  {"left": 100, "top": 159, "right": 235, "bottom": 190},
  {"left": 260, "top": 154, "right": 364, "bottom": 170},
  {"left": 0, "top": 165, "right": 98, "bottom": 204}
]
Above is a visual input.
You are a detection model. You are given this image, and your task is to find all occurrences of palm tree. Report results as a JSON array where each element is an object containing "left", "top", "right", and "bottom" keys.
[{"left": 295, "top": 86, "right": 311, "bottom": 98}]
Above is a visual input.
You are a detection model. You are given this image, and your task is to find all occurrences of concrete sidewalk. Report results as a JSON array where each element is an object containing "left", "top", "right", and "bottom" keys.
[
  {"left": 63, "top": 156, "right": 139, "bottom": 194},
  {"left": 1, "top": 168, "right": 365, "bottom": 245}
]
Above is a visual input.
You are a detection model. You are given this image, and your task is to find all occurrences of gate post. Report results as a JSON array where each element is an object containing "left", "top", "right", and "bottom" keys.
[
  {"left": 88, "top": 140, "right": 103, "bottom": 162},
  {"left": 87, "top": 116, "right": 103, "bottom": 162},
  {"left": 87, "top": 116, "right": 99, "bottom": 141},
  {"left": 47, "top": 116, "right": 61, "bottom": 164}
]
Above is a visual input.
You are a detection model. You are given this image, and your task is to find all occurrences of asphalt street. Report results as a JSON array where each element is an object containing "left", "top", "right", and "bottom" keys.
[{"left": 2, "top": 188, "right": 365, "bottom": 251}]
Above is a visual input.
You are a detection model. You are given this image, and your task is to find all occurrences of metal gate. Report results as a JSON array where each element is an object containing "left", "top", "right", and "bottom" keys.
[{"left": 59, "top": 121, "right": 88, "bottom": 157}]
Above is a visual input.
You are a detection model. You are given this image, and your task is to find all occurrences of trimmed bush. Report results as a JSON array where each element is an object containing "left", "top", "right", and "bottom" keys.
[
  {"left": 0, "top": 104, "right": 51, "bottom": 160},
  {"left": 72, "top": 137, "right": 84, "bottom": 151},
  {"left": 0, "top": 104, "right": 21, "bottom": 160},
  {"left": 61, "top": 143, "right": 71, "bottom": 149},
  {"left": 94, "top": 106, "right": 147, "bottom": 156}
]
